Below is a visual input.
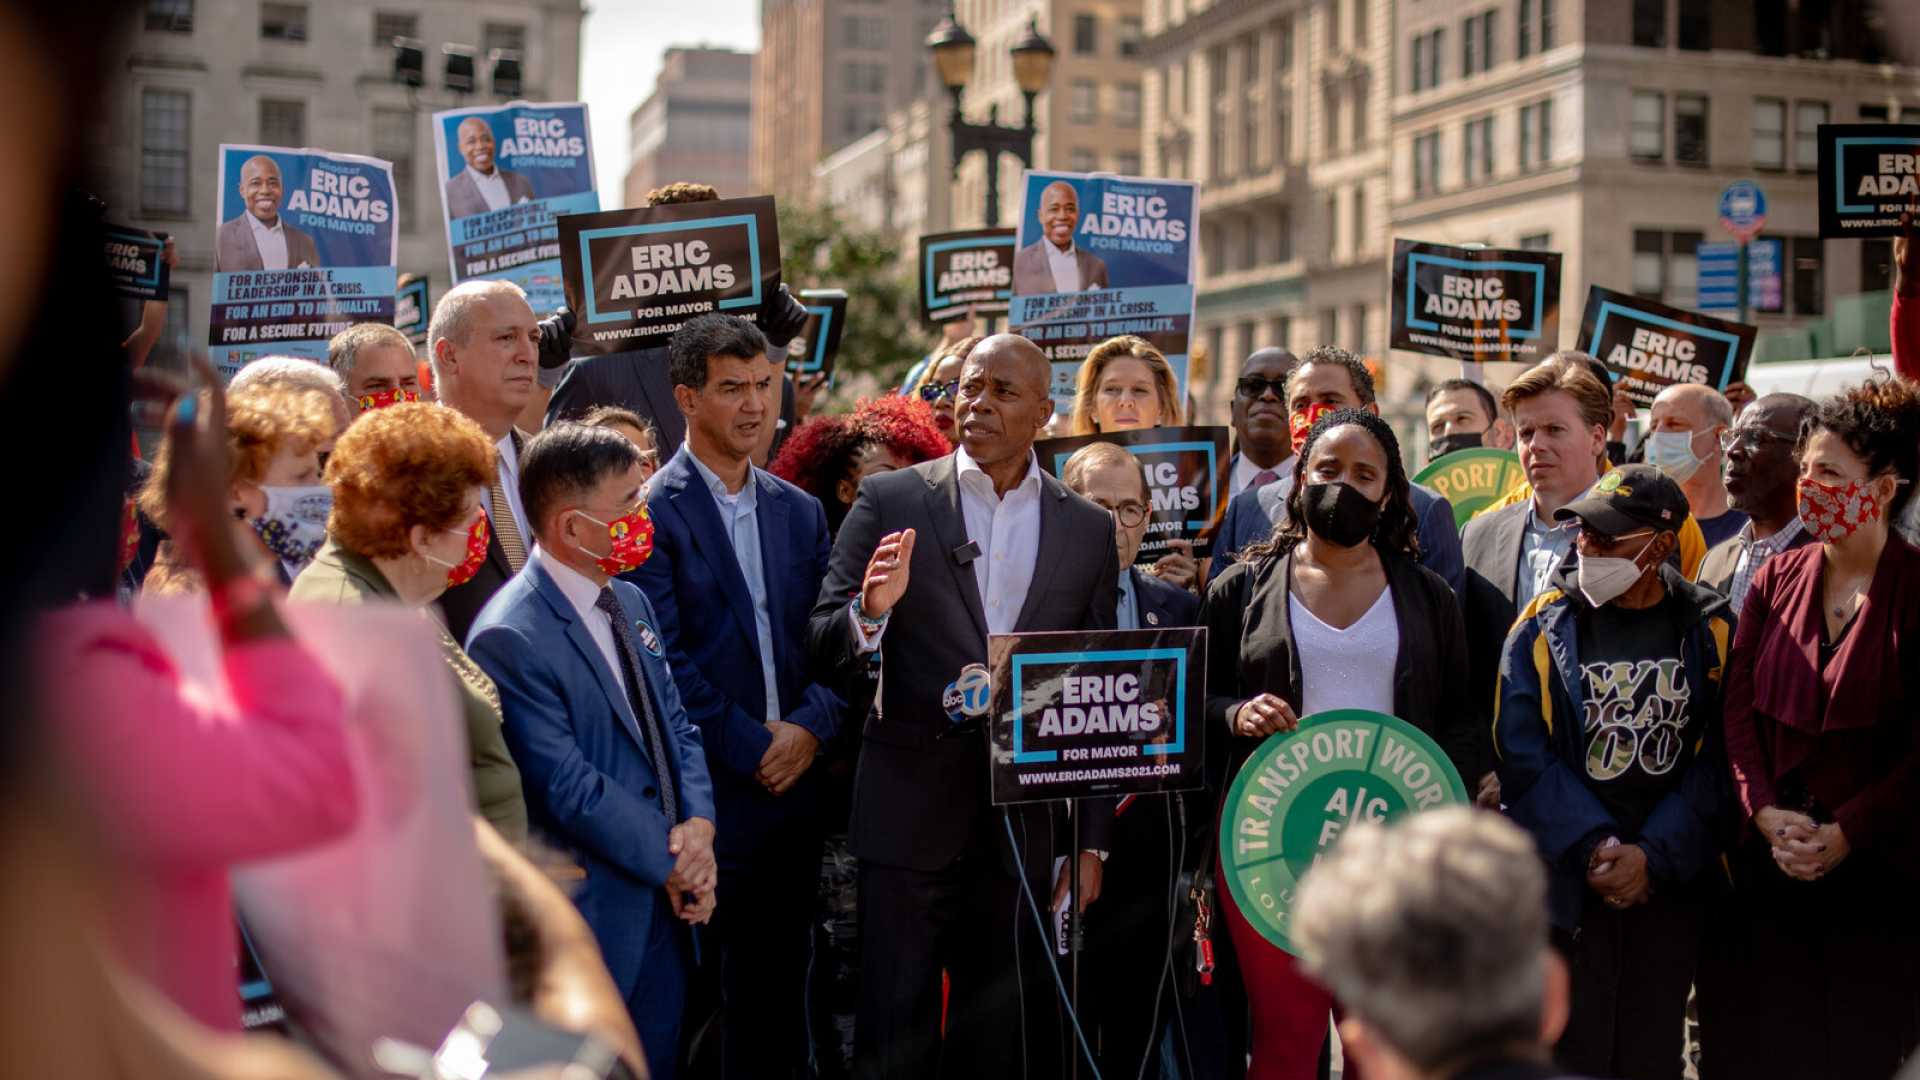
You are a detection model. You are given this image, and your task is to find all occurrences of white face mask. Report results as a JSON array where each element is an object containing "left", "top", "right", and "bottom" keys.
[
  {"left": 1645, "top": 430, "right": 1707, "bottom": 483},
  {"left": 1577, "top": 533, "right": 1655, "bottom": 608},
  {"left": 251, "top": 484, "right": 332, "bottom": 567}
]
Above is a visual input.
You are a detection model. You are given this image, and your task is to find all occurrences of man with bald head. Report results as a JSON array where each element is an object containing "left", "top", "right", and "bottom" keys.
[
  {"left": 215, "top": 154, "right": 321, "bottom": 271},
  {"left": 1012, "top": 180, "right": 1111, "bottom": 295},
  {"left": 1647, "top": 382, "right": 1746, "bottom": 548},
  {"left": 809, "top": 333, "right": 1120, "bottom": 1078},
  {"left": 1697, "top": 392, "right": 1816, "bottom": 610},
  {"left": 444, "top": 115, "right": 536, "bottom": 219}
]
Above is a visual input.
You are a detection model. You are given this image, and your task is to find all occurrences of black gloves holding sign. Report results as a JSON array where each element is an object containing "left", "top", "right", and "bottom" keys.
[
  {"left": 756, "top": 284, "right": 811, "bottom": 351},
  {"left": 537, "top": 307, "right": 575, "bottom": 371}
]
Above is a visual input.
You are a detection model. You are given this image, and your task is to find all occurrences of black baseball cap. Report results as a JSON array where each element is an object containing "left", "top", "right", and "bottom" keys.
[{"left": 1553, "top": 464, "right": 1689, "bottom": 538}]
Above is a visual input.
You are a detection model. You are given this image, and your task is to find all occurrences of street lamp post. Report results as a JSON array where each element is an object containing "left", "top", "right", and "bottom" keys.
[{"left": 927, "top": 11, "right": 1056, "bottom": 229}]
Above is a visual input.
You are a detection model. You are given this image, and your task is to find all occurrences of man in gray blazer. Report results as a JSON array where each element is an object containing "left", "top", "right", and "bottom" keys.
[
  {"left": 1011, "top": 180, "right": 1110, "bottom": 295},
  {"left": 215, "top": 155, "right": 321, "bottom": 272},
  {"left": 444, "top": 116, "right": 536, "bottom": 219}
]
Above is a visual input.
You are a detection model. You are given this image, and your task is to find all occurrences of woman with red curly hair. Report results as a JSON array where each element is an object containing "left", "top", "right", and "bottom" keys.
[
  {"left": 288, "top": 401, "right": 528, "bottom": 841},
  {"left": 770, "top": 394, "right": 949, "bottom": 537}
]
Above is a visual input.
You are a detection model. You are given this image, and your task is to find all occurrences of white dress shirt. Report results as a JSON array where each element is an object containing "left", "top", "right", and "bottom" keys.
[
  {"left": 487, "top": 432, "right": 530, "bottom": 534},
  {"left": 471, "top": 167, "right": 513, "bottom": 212},
  {"left": 247, "top": 213, "right": 291, "bottom": 269},
  {"left": 1231, "top": 453, "right": 1294, "bottom": 497},
  {"left": 686, "top": 450, "right": 783, "bottom": 725},
  {"left": 1046, "top": 242, "right": 1084, "bottom": 293},
  {"left": 533, "top": 547, "right": 624, "bottom": 693}
]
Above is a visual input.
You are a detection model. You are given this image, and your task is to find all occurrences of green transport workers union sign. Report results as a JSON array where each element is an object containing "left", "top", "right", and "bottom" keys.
[{"left": 1414, "top": 447, "right": 1526, "bottom": 528}]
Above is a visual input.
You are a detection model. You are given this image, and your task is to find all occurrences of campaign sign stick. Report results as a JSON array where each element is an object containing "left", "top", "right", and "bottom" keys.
[
  {"left": 1388, "top": 239, "right": 1561, "bottom": 362},
  {"left": 433, "top": 101, "right": 598, "bottom": 314},
  {"left": 1220, "top": 709, "right": 1469, "bottom": 955},
  {"left": 920, "top": 228, "right": 1015, "bottom": 324},
  {"left": 105, "top": 224, "right": 169, "bottom": 302},
  {"left": 1036, "top": 426, "right": 1232, "bottom": 562},
  {"left": 209, "top": 144, "right": 398, "bottom": 379},
  {"left": 1817, "top": 123, "right": 1920, "bottom": 238},
  {"left": 1413, "top": 448, "right": 1526, "bottom": 529},
  {"left": 989, "top": 627, "right": 1207, "bottom": 805},
  {"left": 395, "top": 276, "right": 429, "bottom": 343},
  {"left": 1009, "top": 170, "right": 1199, "bottom": 401},
  {"left": 1578, "top": 286, "right": 1755, "bottom": 409},
  {"left": 787, "top": 288, "right": 847, "bottom": 381},
  {"left": 558, "top": 197, "right": 780, "bottom": 356}
]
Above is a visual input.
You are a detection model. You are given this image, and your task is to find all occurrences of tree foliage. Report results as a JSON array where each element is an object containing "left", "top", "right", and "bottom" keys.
[{"left": 777, "top": 201, "right": 925, "bottom": 389}]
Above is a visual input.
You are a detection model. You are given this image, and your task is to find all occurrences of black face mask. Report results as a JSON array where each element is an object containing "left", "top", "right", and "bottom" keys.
[
  {"left": 1428, "top": 431, "right": 1483, "bottom": 461},
  {"left": 1302, "top": 481, "right": 1383, "bottom": 548}
]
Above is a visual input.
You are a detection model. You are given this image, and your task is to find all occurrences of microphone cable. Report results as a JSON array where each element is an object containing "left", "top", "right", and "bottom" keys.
[
  {"left": 1003, "top": 809, "right": 1105, "bottom": 1080},
  {"left": 1136, "top": 794, "right": 1189, "bottom": 1080}
]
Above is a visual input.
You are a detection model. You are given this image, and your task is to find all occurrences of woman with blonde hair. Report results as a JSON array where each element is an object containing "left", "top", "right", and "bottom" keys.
[{"left": 1070, "top": 334, "right": 1183, "bottom": 435}]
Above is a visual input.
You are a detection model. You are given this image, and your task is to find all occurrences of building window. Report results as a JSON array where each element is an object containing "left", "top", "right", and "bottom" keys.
[
  {"left": 373, "top": 11, "right": 416, "bottom": 47},
  {"left": 1413, "top": 130, "right": 1442, "bottom": 196},
  {"left": 1275, "top": 205, "right": 1294, "bottom": 261},
  {"left": 146, "top": 0, "right": 193, "bottom": 33},
  {"left": 1319, "top": 308, "right": 1338, "bottom": 348},
  {"left": 1210, "top": 47, "right": 1230, "bottom": 178},
  {"left": 1117, "top": 151, "right": 1141, "bottom": 175},
  {"left": 1270, "top": 315, "right": 1293, "bottom": 352},
  {"left": 1460, "top": 11, "right": 1495, "bottom": 76},
  {"left": 1351, "top": 81, "right": 1367, "bottom": 147},
  {"left": 1071, "top": 80, "right": 1098, "bottom": 125},
  {"left": 1241, "top": 217, "right": 1260, "bottom": 271},
  {"left": 1350, "top": 304, "right": 1369, "bottom": 352},
  {"left": 1119, "top": 17, "right": 1142, "bottom": 57},
  {"left": 1462, "top": 115, "right": 1494, "bottom": 183},
  {"left": 1518, "top": 0, "right": 1534, "bottom": 57},
  {"left": 1519, "top": 98, "right": 1552, "bottom": 169},
  {"left": 1792, "top": 235, "right": 1823, "bottom": 315},
  {"left": 1862, "top": 238, "right": 1893, "bottom": 294},
  {"left": 1794, "top": 101, "right": 1827, "bottom": 171},
  {"left": 1411, "top": 28, "right": 1445, "bottom": 92},
  {"left": 1070, "top": 148, "right": 1097, "bottom": 172},
  {"left": 1244, "top": 97, "right": 1263, "bottom": 173},
  {"left": 1633, "top": 230, "right": 1666, "bottom": 297},
  {"left": 1519, "top": 232, "right": 1553, "bottom": 250},
  {"left": 140, "top": 88, "right": 190, "bottom": 215},
  {"left": 1674, "top": 94, "right": 1708, "bottom": 165},
  {"left": 1278, "top": 16, "right": 1294, "bottom": 69},
  {"left": 842, "top": 15, "right": 888, "bottom": 49},
  {"left": 1633, "top": 0, "right": 1664, "bottom": 48},
  {"left": 1324, "top": 192, "right": 1338, "bottom": 257},
  {"left": 1205, "top": 223, "right": 1224, "bottom": 276},
  {"left": 1116, "top": 83, "right": 1142, "bottom": 128},
  {"left": 1633, "top": 230, "right": 1704, "bottom": 306},
  {"left": 1676, "top": 0, "right": 1709, "bottom": 51},
  {"left": 1860, "top": 103, "right": 1890, "bottom": 122},
  {"left": 1325, "top": 90, "right": 1341, "bottom": 154},
  {"left": 260, "top": 2, "right": 307, "bottom": 42},
  {"left": 1275, "top": 99, "right": 1293, "bottom": 163},
  {"left": 1073, "top": 14, "right": 1098, "bottom": 55},
  {"left": 1351, "top": 185, "right": 1366, "bottom": 256},
  {"left": 1243, "top": 33, "right": 1261, "bottom": 88},
  {"left": 1540, "top": 0, "right": 1556, "bottom": 50},
  {"left": 259, "top": 98, "right": 305, "bottom": 147},
  {"left": 483, "top": 22, "right": 525, "bottom": 57},
  {"left": 371, "top": 107, "right": 413, "bottom": 221},
  {"left": 843, "top": 62, "right": 886, "bottom": 95},
  {"left": 1631, "top": 90, "right": 1665, "bottom": 161},
  {"left": 1752, "top": 98, "right": 1785, "bottom": 169}
]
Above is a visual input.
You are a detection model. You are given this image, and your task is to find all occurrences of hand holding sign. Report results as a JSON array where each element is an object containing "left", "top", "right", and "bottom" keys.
[{"left": 861, "top": 528, "right": 915, "bottom": 617}]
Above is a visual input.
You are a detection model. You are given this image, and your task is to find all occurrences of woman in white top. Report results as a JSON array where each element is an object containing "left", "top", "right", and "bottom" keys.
[{"left": 1199, "top": 408, "right": 1481, "bottom": 1080}]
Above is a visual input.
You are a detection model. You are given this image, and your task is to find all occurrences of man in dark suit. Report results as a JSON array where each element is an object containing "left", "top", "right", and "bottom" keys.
[
  {"left": 1011, "top": 180, "right": 1111, "bottom": 295},
  {"left": 430, "top": 280, "right": 541, "bottom": 643},
  {"left": 1225, "top": 346, "right": 1298, "bottom": 497},
  {"left": 467, "top": 422, "right": 717, "bottom": 1080},
  {"left": 443, "top": 116, "right": 537, "bottom": 219},
  {"left": 1697, "top": 392, "right": 1814, "bottom": 610},
  {"left": 807, "top": 333, "right": 1120, "bottom": 1079},
  {"left": 630, "top": 314, "right": 844, "bottom": 1078},
  {"left": 214, "top": 155, "right": 321, "bottom": 272},
  {"left": 1209, "top": 347, "right": 1463, "bottom": 595}
]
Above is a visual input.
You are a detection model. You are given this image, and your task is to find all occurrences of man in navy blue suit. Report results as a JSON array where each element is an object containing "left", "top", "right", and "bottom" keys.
[
  {"left": 630, "top": 313, "right": 844, "bottom": 1078},
  {"left": 1209, "top": 347, "right": 1464, "bottom": 595},
  {"left": 466, "top": 422, "right": 717, "bottom": 1080}
]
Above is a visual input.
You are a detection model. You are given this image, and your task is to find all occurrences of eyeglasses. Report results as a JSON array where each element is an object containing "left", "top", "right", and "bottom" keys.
[
  {"left": 918, "top": 379, "right": 959, "bottom": 404},
  {"left": 636, "top": 449, "right": 660, "bottom": 468},
  {"left": 1575, "top": 527, "right": 1654, "bottom": 552},
  {"left": 1718, "top": 429, "right": 1797, "bottom": 454},
  {"left": 1099, "top": 501, "right": 1151, "bottom": 528},
  {"left": 1235, "top": 376, "right": 1287, "bottom": 400}
]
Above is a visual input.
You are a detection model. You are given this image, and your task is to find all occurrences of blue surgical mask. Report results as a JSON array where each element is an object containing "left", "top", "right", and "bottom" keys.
[{"left": 1645, "top": 430, "right": 1706, "bottom": 484}]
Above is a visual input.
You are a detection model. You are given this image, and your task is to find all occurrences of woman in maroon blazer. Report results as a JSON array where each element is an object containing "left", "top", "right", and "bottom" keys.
[{"left": 1700, "top": 379, "right": 1920, "bottom": 1079}]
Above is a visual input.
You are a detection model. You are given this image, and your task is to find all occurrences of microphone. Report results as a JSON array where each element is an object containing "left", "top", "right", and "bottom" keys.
[{"left": 953, "top": 540, "right": 982, "bottom": 566}]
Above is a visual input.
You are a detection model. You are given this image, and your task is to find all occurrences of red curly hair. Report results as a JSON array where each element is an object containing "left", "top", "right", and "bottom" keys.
[
  {"left": 326, "top": 402, "right": 496, "bottom": 558},
  {"left": 771, "top": 395, "right": 949, "bottom": 531}
]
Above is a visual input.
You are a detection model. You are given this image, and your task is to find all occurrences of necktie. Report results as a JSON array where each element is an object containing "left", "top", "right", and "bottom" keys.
[
  {"left": 490, "top": 474, "right": 526, "bottom": 574},
  {"left": 1249, "top": 468, "right": 1279, "bottom": 492},
  {"left": 595, "top": 587, "right": 679, "bottom": 824}
]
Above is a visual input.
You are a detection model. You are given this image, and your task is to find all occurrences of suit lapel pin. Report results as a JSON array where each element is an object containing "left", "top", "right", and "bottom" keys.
[
  {"left": 1146, "top": 611, "right": 1161, "bottom": 626},
  {"left": 636, "top": 621, "right": 663, "bottom": 657}
]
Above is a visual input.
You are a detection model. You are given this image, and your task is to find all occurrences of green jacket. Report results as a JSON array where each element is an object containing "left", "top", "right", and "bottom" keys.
[{"left": 290, "top": 539, "right": 530, "bottom": 843}]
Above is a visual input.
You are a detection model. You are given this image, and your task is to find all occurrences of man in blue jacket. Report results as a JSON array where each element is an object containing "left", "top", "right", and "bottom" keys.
[
  {"left": 467, "top": 422, "right": 717, "bottom": 1080},
  {"left": 1493, "top": 464, "right": 1733, "bottom": 1080}
]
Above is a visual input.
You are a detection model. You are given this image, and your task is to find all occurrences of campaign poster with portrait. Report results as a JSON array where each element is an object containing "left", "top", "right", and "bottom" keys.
[
  {"left": 919, "top": 227, "right": 1015, "bottom": 324},
  {"left": 556, "top": 196, "right": 781, "bottom": 356},
  {"left": 988, "top": 627, "right": 1207, "bottom": 805},
  {"left": 208, "top": 144, "right": 397, "bottom": 379},
  {"left": 1816, "top": 124, "right": 1920, "bottom": 238},
  {"left": 433, "top": 101, "right": 598, "bottom": 315},
  {"left": 1036, "top": 425, "right": 1233, "bottom": 563},
  {"left": 1008, "top": 171, "right": 1199, "bottom": 401},
  {"left": 1578, "top": 286, "right": 1756, "bottom": 409},
  {"left": 1389, "top": 240, "right": 1561, "bottom": 362}
]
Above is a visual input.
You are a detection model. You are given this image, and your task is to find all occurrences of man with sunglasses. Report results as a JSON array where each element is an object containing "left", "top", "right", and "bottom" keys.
[
  {"left": 1697, "top": 393, "right": 1815, "bottom": 612},
  {"left": 1493, "top": 463, "right": 1735, "bottom": 1079},
  {"left": 1226, "top": 347, "right": 1298, "bottom": 495}
]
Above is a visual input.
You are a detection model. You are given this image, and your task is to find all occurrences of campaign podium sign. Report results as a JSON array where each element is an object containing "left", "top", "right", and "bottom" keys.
[{"left": 1413, "top": 448, "right": 1526, "bottom": 528}]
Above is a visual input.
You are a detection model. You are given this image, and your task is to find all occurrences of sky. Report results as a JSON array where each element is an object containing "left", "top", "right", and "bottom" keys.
[{"left": 580, "top": 2, "right": 762, "bottom": 207}]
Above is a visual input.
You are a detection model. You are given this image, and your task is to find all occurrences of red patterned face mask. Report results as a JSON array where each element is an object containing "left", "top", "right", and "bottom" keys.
[
  {"left": 357, "top": 387, "right": 422, "bottom": 412},
  {"left": 1796, "top": 475, "right": 1884, "bottom": 543},
  {"left": 423, "top": 514, "right": 490, "bottom": 588},
  {"left": 575, "top": 503, "right": 656, "bottom": 575},
  {"left": 1290, "top": 403, "right": 1335, "bottom": 453}
]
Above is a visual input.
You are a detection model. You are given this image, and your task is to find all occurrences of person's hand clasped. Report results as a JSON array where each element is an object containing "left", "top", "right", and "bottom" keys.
[
  {"left": 665, "top": 817, "right": 718, "bottom": 924},
  {"left": 756, "top": 719, "right": 819, "bottom": 796},
  {"left": 1587, "top": 840, "right": 1651, "bottom": 908},
  {"left": 860, "top": 528, "right": 915, "bottom": 618},
  {"left": 1233, "top": 693, "right": 1298, "bottom": 738},
  {"left": 1051, "top": 851, "right": 1104, "bottom": 914},
  {"left": 1760, "top": 806, "right": 1849, "bottom": 882},
  {"left": 1474, "top": 771, "right": 1502, "bottom": 809}
]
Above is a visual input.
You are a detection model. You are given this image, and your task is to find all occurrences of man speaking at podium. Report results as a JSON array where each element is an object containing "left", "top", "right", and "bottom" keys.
[{"left": 808, "top": 333, "right": 1119, "bottom": 1079}]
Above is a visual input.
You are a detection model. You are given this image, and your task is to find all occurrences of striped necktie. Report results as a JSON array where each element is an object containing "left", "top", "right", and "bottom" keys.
[
  {"left": 595, "top": 587, "right": 679, "bottom": 824},
  {"left": 490, "top": 475, "right": 526, "bottom": 573}
]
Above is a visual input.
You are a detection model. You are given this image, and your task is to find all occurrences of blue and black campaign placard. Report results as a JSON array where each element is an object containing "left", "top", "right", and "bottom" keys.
[
  {"left": 1009, "top": 170, "right": 1198, "bottom": 401},
  {"left": 433, "top": 101, "right": 598, "bottom": 314},
  {"left": 1817, "top": 123, "right": 1920, "bottom": 238},
  {"left": 1579, "top": 285, "right": 1756, "bottom": 409},
  {"left": 1389, "top": 239, "right": 1561, "bottom": 362},
  {"left": 1036, "top": 425, "right": 1232, "bottom": 563},
  {"left": 919, "top": 227, "right": 1014, "bottom": 324},
  {"left": 557, "top": 196, "right": 781, "bottom": 356},
  {"left": 394, "top": 275, "right": 429, "bottom": 342},
  {"left": 104, "top": 223, "right": 169, "bottom": 302},
  {"left": 209, "top": 144, "right": 397, "bottom": 379},
  {"left": 989, "top": 627, "right": 1207, "bottom": 805},
  {"left": 788, "top": 288, "right": 846, "bottom": 381}
]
